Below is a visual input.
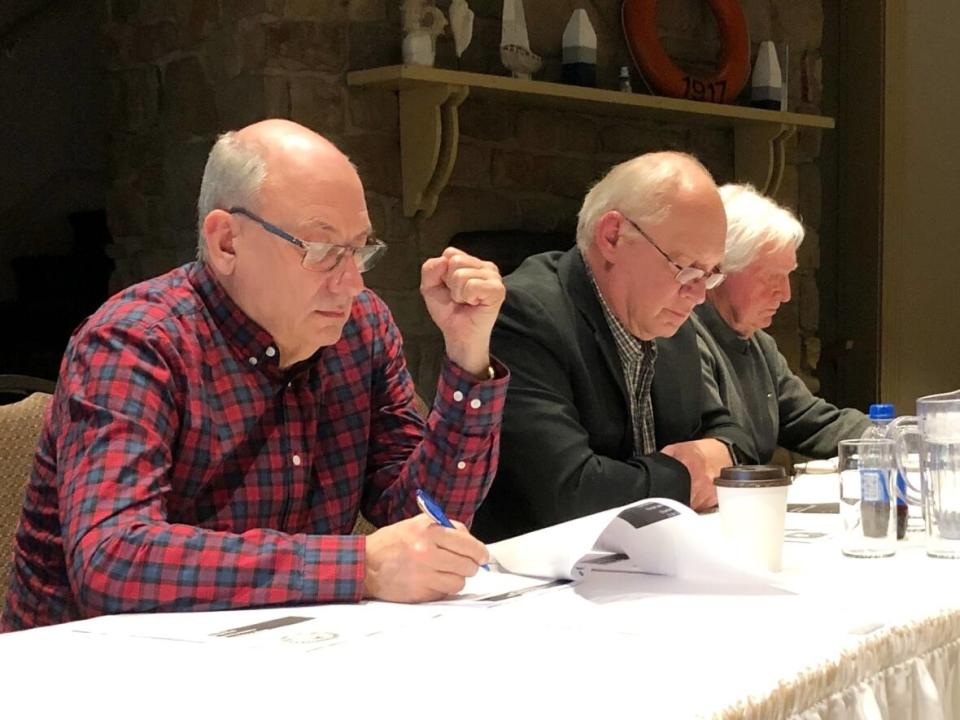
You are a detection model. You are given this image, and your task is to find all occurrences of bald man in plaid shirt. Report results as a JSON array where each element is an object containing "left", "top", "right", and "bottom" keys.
[{"left": 2, "top": 120, "right": 508, "bottom": 632}]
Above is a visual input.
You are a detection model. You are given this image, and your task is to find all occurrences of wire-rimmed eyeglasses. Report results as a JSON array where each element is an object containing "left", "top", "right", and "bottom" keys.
[
  {"left": 228, "top": 207, "right": 387, "bottom": 274},
  {"left": 619, "top": 213, "right": 725, "bottom": 290}
]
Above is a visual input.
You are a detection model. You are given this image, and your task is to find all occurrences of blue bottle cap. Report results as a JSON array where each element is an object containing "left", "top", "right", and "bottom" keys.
[{"left": 868, "top": 403, "right": 895, "bottom": 420}]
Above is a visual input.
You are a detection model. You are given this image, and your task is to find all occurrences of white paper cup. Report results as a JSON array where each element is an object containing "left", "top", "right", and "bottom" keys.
[{"left": 714, "top": 465, "right": 792, "bottom": 572}]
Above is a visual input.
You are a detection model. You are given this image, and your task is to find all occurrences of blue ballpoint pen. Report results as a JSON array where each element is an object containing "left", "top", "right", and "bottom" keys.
[{"left": 415, "top": 488, "right": 490, "bottom": 571}]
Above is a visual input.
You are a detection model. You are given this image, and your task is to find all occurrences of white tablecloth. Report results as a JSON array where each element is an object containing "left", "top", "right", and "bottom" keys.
[{"left": 1, "top": 510, "right": 958, "bottom": 719}]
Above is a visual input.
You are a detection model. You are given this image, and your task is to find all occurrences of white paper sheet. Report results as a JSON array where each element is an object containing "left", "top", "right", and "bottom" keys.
[
  {"left": 65, "top": 601, "right": 443, "bottom": 652},
  {"left": 489, "top": 497, "right": 779, "bottom": 588}
]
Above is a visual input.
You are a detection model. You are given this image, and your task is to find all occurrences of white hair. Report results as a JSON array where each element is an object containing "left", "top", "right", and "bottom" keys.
[
  {"left": 718, "top": 183, "right": 804, "bottom": 272},
  {"left": 576, "top": 151, "right": 713, "bottom": 252},
  {"left": 196, "top": 131, "right": 268, "bottom": 262}
]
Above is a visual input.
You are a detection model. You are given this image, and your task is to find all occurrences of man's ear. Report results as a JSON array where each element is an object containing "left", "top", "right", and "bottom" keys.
[
  {"left": 593, "top": 211, "right": 623, "bottom": 264},
  {"left": 202, "top": 210, "right": 238, "bottom": 275}
]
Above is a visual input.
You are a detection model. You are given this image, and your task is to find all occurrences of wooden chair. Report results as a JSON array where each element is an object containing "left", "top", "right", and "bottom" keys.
[{"left": 0, "top": 392, "right": 52, "bottom": 611}]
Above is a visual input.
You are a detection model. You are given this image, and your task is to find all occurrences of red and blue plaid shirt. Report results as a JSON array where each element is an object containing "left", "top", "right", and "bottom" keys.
[{"left": 1, "top": 262, "right": 507, "bottom": 632}]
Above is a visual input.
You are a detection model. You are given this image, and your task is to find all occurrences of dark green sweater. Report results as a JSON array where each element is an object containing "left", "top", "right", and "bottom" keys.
[{"left": 692, "top": 301, "right": 871, "bottom": 463}]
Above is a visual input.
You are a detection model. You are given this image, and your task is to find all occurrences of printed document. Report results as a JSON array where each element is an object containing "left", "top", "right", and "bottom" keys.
[{"left": 488, "top": 497, "right": 776, "bottom": 586}]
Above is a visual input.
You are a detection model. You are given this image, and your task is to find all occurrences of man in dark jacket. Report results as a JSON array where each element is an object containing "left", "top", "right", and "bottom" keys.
[{"left": 474, "top": 152, "right": 754, "bottom": 542}]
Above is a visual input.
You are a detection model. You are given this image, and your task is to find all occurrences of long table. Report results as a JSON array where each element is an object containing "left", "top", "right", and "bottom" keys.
[{"left": 1, "top": 498, "right": 959, "bottom": 718}]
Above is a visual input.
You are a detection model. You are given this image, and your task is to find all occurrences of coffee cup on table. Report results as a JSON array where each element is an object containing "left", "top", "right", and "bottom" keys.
[{"left": 714, "top": 465, "right": 792, "bottom": 572}]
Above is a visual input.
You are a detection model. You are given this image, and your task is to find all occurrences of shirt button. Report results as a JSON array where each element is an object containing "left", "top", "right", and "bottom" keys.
[
  {"left": 248, "top": 356, "right": 258, "bottom": 366},
  {"left": 292, "top": 454, "right": 302, "bottom": 466},
  {"left": 265, "top": 346, "right": 277, "bottom": 358},
  {"left": 287, "top": 382, "right": 293, "bottom": 388},
  {"left": 457, "top": 461, "right": 466, "bottom": 470},
  {"left": 469, "top": 398, "right": 482, "bottom": 409},
  {"left": 453, "top": 391, "right": 464, "bottom": 402}
]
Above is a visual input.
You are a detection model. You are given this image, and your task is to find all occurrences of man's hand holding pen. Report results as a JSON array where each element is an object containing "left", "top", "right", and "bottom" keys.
[{"left": 362, "top": 514, "right": 490, "bottom": 603}]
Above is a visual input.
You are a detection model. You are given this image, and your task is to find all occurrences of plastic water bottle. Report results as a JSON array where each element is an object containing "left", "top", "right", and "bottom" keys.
[{"left": 862, "top": 403, "right": 907, "bottom": 539}]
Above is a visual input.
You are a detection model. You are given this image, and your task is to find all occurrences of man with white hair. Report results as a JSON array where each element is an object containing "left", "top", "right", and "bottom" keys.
[
  {"left": 691, "top": 183, "right": 869, "bottom": 465},
  {"left": 473, "top": 152, "right": 755, "bottom": 542},
  {"left": 3, "top": 119, "right": 508, "bottom": 631}
]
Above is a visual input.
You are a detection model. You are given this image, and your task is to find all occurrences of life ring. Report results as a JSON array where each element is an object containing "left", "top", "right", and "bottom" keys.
[{"left": 621, "top": 0, "right": 750, "bottom": 104}]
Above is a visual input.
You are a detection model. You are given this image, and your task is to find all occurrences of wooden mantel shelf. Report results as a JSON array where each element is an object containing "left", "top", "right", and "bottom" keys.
[{"left": 346, "top": 65, "right": 836, "bottom": 218}]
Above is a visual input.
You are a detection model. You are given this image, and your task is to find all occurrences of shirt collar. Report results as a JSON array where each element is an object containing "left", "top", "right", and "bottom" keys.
[
  {"left": 581, "top": 249, "right": 656, "bottom": 359},
  {"left": 696, "top": 301, "right": 751, "bottom": 355},
  {"left": 188, "top": 261, "right": 286, "bottom": 373}
]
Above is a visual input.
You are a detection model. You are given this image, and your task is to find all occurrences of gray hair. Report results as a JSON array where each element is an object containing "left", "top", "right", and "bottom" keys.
[
  {"left": 576, "top": 151, "right": 713, "bottom": 252},
  {"left": 196, "top": 131, "right": 268, "bottom": 262},
  {"left": 718, "top": 183, "right": 805, "bottom": 273}
]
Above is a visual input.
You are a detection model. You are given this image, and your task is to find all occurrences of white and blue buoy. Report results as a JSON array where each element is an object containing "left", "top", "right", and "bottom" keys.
[{"left": 561, "top": 9, "right": 597, "bottom": 87}]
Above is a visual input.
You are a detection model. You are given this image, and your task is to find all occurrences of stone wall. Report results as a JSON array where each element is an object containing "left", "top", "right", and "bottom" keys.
[
  {"left": 103, "top": 0, "right": 826, "bottom": 398},
  {"left": 0, "top": 0, "right": 108, "bottom": 303}
]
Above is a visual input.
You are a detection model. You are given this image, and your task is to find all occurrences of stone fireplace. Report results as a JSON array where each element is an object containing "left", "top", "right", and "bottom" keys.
[{"left": 101, "top": 0, "right": 827, "bottom": 400}]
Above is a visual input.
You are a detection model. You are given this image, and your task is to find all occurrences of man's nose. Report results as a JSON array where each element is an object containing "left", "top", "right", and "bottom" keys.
[
  {"left": 679, "top": 278, "right": 708, "bottom": 305},
  {"left": 779, "top": 275, "right": 792, "bottom": 302},
  {"left": 327, "top": 257, "right": 365, "bottom": 296}
]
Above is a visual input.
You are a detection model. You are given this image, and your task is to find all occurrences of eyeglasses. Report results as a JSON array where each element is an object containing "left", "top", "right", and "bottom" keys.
[
  {"left": 619, "top": 213, "right": 725, "bottom": 290},
  {"left": 228, "top": 207, "right": 387, "bottom": 274}
]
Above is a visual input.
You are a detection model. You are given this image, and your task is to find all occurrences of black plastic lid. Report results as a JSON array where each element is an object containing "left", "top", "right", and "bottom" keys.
[{"left": 714, "top": 464, "right": 791, "bottom": 488}]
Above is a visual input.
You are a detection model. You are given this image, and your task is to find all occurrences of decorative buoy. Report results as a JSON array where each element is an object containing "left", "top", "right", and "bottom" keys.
[
  {"left": 751, "top": 41, "right": 783, "bottom": 110},
  {"left": 562, "top": 9, "right": 597, "bottom": 88}
]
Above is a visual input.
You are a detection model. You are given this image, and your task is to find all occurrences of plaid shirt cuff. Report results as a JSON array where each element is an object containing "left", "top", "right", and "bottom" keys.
[
  {"left": 300, "top": 533, "right": 366, "bottom": 603},
  {"left": 432, "top": 355, "right": 508, "bottom": 431}
]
